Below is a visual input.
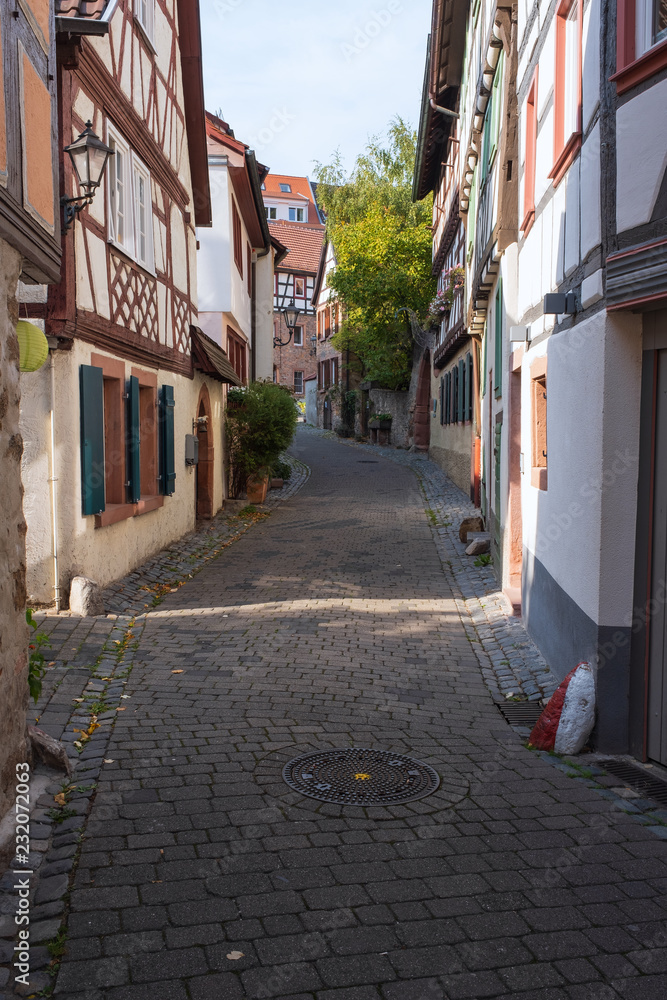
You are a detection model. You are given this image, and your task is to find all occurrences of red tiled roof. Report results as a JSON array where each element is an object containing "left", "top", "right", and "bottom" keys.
[
  {"left": 56, "top": 0, "right": 110, "bottom": 17},
  {"left": 268, "top": 220, "right": 324, "bottom": 275}
]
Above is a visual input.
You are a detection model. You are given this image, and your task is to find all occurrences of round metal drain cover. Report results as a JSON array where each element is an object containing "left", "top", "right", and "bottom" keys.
[{"left": 282, "top": 748, "right": 440, "bottom": 805}]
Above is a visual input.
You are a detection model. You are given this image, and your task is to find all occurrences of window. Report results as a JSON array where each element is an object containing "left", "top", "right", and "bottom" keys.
[
  {"left": 294, "top": 371, "right": 304, "bottom": 395},
  {"left": 294, "top": 277, "right": 305, "bottom": 297},
  {"left": 232, "top": 200, "right": 243, "bottom": 277},
  {"left": 550, "top": 0, "right": 582, "bottom": 185},
  {"left": 521, "top": 69, "right": 539, "bottom": 234},
  {"left": 293, "top": 326, "right": 303, "bottom": 346},
  {"left": 615, "top": 0, "right": 667, "bottom": 91},
  {"left": 331, "top": 357, "right": 338, "bottom": 385},
  {"left": 227, "top": 329, "right": 247, "bottom": 382},
  {"left": 279, "top": 183, "right": 291, "bottom": 192},
  {"left": 107, "top": 124, "right": 154, "bottom": 270},
  {"left": 289, "top": 207, "right": 305, "bottom": 222},
  {"left": 79, "top": 359, "right": 171, "bottom": 522},
  {"left": 481, "top": 51, "right": 503, "bottom": 183},
  {"left": 134, "top": 0, "right": 154, "bottom": 40},
  {"left": 466, "top": 166, "right": 477, "bottom": 263},
  {"left": 530, "top": 358, "right": 548, "bottom": 490},
  {"left": 247, "top": 243, "right": 252, "bottom": 295},
  {"left": 265, "top": 206, "right": 277, "bottom": 220}
]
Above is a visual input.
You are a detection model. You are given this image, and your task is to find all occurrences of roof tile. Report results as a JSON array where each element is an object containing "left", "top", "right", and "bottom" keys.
[
  {"left": 56, "top": 0, "right": 110, "bottom": 18},
  {"left": 268, "top": 221, "right": 324, "bottom": 275}
]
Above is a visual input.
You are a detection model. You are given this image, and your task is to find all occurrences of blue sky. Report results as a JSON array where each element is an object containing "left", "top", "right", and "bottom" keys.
[{"left": 200, "top": 0, "right": 433, "bottom": 179}]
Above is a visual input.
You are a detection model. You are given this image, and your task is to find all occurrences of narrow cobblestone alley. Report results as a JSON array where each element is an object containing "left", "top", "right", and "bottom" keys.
[{"left": 53, "top": 430, "right": 667, "bottom": 1000}]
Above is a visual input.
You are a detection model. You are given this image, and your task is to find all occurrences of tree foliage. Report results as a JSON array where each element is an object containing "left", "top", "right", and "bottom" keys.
[
  {"left": 314, "top": 119, "right": 434, "bottom": 389},
  {"left": 226, "top": 381, "right": 297, "bottom": 496}
]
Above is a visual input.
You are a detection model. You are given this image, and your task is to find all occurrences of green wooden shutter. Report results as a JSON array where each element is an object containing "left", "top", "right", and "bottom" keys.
[
  {"left": 453, "top": 366, "right": 458, "bottom": 423},
  {"left": 458, "top": 358, "right": 465, "bottom": 422},
  {"left": 79, "top": 364, "right": 105, "bottom": 516},
  {"left": 445, "top": 372, "right": 450, "bottom": 425},
  {"left": 466, "top": 353, "right": 474, "bottom": 421},
  {"left": 467, "top": 167, "right": 477, "bottom": 262},
  {"left": 494, "top": 280, "right": 503, "bottom": 398},
  {"left": 127, "top": 375, "right": 141, "bottom": 503},
  {"left": 159, "top": 384, "right": 176, "bottom": 496}
]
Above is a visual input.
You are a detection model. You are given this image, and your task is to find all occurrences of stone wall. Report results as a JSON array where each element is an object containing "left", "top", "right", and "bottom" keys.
[
  {"left": 368, "top": 389, "right": 410, "bottom": 448},
  {"left": 0, "top": 240, "right": 28, "bottom": 825}
]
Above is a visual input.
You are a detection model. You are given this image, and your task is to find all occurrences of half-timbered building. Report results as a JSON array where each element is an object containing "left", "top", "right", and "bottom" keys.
[
  {"left": 19, "top": 0, "right": 232, "bottom": 606},
  {"left": 268, "top": 197, "right": 323, "bottom": 399},
  {"left": 0, "top": 0, "right": 62, "bottom": 822}
]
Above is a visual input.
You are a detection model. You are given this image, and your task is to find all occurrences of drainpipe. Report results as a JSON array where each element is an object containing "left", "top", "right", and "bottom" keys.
[
  {"left": 48, "top": 348, "right": 61, "bottom": 611},
  {"left": 252, "top": 242, "right": 272, "bottom": 382}
]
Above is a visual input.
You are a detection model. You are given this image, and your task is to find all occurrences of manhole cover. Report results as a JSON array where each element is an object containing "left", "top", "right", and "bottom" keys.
[{"left": 282, "top": 748, "right": 440, "bottom": 805}]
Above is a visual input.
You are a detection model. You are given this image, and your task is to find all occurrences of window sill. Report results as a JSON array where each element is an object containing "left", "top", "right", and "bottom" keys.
[
  {"left": 548, "top": 131, "right": 582, "bottom": 187},
  {"left": 531, "top": 467, "right": 548, "bottom": 490},
  {"left": 94, "top": 496, "right": 164, "bottom": 528},
  {"left": 520, "top": 208, "right": 535, "bottom": 237},
  {"left": 611, "top": 38, "right": 667, "bottom": 95}
]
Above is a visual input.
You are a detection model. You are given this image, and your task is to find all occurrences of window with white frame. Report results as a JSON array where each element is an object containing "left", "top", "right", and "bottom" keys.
[
  {"left": 107, "top": 123, "right": 155, "bottom": 271},
  {"left": 279, "top": 183, "right": 291, "bottom": 192},
  {"left": 289, "top": 207, "right": 305, "bottom": 222},
  {"left": 636, "top": 0, "right": 667, "bottom": 56},
  {"left": 266, "top": 206, "right": 277, "bottom": 220},
  {"left": 293, "top": 326, "right": 303, "bottom": 346},
  {"left": 294, "top": 371, "right": 304, "bottom": 394},
  {"left": 562, "top": 1, "right": 580, "bottom": 139},
  {"left": 294, "top": 277, "right": 305, "bottom": 297},
  {"left": 134, "top": 0, "right": 154, "bottom": 40}
]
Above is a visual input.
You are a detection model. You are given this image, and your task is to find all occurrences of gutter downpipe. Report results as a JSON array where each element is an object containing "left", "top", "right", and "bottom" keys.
[{"left": 48, "top": 350, "right": 61, "bottom": 612}]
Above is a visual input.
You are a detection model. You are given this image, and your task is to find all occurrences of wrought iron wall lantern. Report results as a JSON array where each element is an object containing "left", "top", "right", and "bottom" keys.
[
  {"left": 274, "top": 300, "right": 301, "bottom": 347},
  {"left": 61, "top": 121, "right": 113, "bottom": 232}
]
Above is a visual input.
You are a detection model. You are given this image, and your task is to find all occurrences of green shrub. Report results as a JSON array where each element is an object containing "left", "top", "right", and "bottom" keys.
[
  {"left": 271, "top": 459, "right": 292, "bottom": 481},
  {"left": 227, "top": 381, "right": 297, "bottom": 497}
]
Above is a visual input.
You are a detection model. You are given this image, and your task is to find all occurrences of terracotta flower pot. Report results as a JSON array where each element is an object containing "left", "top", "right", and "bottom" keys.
[{"left": 246, "top": 472, "right": 269, "bottom": 504}]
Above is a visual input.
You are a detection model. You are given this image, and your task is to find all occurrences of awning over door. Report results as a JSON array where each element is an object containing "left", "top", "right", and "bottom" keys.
[{"left": 191, "top": 326, "right": 242, "bottom": 385}]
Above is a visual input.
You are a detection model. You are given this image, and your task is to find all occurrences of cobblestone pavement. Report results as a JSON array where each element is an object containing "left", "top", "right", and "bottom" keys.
[
  {"left": 292, "top": 427, "right": 558, "bottom": 706},
  {"left": 32, "top": 427, "right": 667, "bottom": 1000}
]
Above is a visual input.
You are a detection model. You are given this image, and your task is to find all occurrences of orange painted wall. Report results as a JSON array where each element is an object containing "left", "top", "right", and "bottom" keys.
[
  {"left": 21, "top": 50, "right": 54, "bottom": 229},
  {"left": 22, "top": 0, "right": 50, "bottom": 47}
]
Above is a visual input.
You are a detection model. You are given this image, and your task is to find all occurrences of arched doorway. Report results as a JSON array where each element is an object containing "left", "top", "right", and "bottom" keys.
[
  {"left": 413, "top": 351, "right": 431, "bottom": 451},
  {"left": 196, "top": 386, "right": 214, "bottom": 519}
]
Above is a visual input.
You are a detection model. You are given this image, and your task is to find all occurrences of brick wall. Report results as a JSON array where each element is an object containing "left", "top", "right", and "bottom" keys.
[{"left": 273, "top": 312, "right": 317, "bottom": 396}]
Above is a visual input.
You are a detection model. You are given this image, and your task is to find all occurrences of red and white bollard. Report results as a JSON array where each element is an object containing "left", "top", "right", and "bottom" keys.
[{"left": 529, "top": 662, "right": 596, "bottom": 755}]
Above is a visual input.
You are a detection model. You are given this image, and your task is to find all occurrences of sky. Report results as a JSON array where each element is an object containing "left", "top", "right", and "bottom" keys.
[{"left": 200, "top": 0, "right": 433, "bottom": 180}]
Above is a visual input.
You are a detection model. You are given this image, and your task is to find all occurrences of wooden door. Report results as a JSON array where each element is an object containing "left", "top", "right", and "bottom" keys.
[{"left": 494, "top": 415, "right": 502, "bottom": 556}]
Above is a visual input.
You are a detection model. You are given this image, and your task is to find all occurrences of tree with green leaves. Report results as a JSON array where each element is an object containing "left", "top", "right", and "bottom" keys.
[{"left": 315, "top": 118, "right": 434, "bottom": 390}]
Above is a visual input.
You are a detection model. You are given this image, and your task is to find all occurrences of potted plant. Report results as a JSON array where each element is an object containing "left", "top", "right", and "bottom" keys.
[
  {"left": 369, "top": 412, "right": 392, "bottom": 429},
  {"left": 226, "top": 380, "right": 297, "bottom": 500}
]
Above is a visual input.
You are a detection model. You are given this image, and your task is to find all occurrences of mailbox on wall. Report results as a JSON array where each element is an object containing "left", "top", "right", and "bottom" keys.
[{"left": 185, "top": 434, "right": 199, "bottom": 466}]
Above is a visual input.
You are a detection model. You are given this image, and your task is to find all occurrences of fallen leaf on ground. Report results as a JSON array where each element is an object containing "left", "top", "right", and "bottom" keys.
[
  {"left": 54, "top": 793, "right": 67, "bottom": 806},
  {"left": 226, "top": 952, "right": 244, "bottom": 961},
  {"left": 171, "top": 669, "right": 184, "bottom": 674},
  {"left": 73, "top": 698, "right": 83, "bottom": 703},
  {"left": 121, "top": 695, "right": 130, "bottom": 699},
  {"left": 116, "top": 707, "right": 126, "bottom": 711},
  {"left": 103, "top": 759, "right": 114, "bottom": 763}
]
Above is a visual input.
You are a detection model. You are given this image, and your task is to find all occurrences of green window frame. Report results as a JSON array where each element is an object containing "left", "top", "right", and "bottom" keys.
[
  {"left": 159, "top": 384, "right": 176, "bottom": 496},
  {"left": 494, "top": 280, "right": 503, "bottom": 399},
  {"left": 458, "top": 358, "right": 465, "bottom": 422},
  {"left": 126, "top": 375, "right": 141, "bottom": 504},
  {"left": 79, "top": 365, "right": 105, "bottom": 516}
]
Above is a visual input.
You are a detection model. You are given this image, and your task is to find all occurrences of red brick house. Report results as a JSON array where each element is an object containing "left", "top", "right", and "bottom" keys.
[{"left": 265, "top": 174, "right": 323, "bottom": 397}]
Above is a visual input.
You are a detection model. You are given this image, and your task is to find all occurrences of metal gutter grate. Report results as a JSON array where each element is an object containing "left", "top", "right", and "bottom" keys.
[
  {"left": 495, "top": 701, "right": 543, "bottom": 727},
  {"left": 597, "top": 759, "right": 667, "bottom": 807}
]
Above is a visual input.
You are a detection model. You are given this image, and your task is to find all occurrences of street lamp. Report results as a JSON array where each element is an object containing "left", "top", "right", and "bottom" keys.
[
  {"left": 61, "top": 121, "right": 113, "bottom": 232},
  {"left": 274, "top": 300, "right": 301, "bottom": 347}
]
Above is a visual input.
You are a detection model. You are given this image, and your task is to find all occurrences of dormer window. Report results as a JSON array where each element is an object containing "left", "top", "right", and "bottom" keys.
[
  {"left": 134, "top": 0, "right": 154, "bottom": 40},
  {"left": 289, "top": 207, "right": 305, "bottom": 222},
  {"left": 265, "top": 206, "right": 277, "bottom": 220},
  {"left": 279, "top": 183, "right": 291, "bottom": 192}
]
